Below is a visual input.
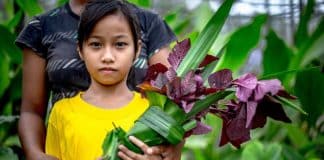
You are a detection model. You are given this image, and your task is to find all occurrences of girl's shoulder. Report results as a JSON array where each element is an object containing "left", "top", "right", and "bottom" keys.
[{"left": 50, "top": 93, "right": 80, "bottom": 116}]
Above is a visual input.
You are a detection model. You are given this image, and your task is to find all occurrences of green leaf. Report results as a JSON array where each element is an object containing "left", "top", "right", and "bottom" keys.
[
  {"left": 0, "top": 52, "right": 10, "bottom": 99},
  {"left": 0, "top": 25, "right": 22, "bottom": 64},
  {"left": 163, "top": 99, "right": 186, "bottom": 123},
  {"left": 182, "top": 120, "right": 197, "bottom": 132},
  {"left": 295, "top": 68, "right": 324, "bottom": 126},
  {"left": 128, "top": 0, "right": 151, "bottom": 8},
  {"left": 173, "top": 19, "right": 190, "bottom": 35},
  {"left": 282, "top": 144, "right": 304, "bottom": 160},
  {"left": 214, "top": 14, "right": 267, "bottom": 74},
  {"left": 275, "top": 96, "right": 307, "bottom": 115},
  {"left": 285, "top": 124, "right": 309, "bottom": 148},
  {"left": 138, "top": 106, "right": 185, "bottom": 144},
  {"left": 2, "top": 102, "right": 13, "bottom": 116},
  {"left": 294, "top": 0, "right": 315, "bottom": 48},
  {"left": 101, "top": 128, "right": 124, "bottom": 160},
  {"left": 192, "top": 2, "right": 213, "bottom": 32},
  {"left": 185, "top": 91, "right": 233, "bottom": 120},
  {"left": 285, "top": 18, "right": 324, "bottom": 87},
  {"left": 176, "top": 0, "right": 235, "bottom": 77},
  {"left": 164, "top": 12, "right": 177, "bottom": 23},
  {"left": 242, "top": 140, "right": 283, "bottom": 160},
  {"left": 15, "top": 0, "right": 43, "bottom": 16},
  {"left": 262, "top": 29, "right": 293, "bottom": 81},
  {"left": 56, "top": 0, "right": 69, "bottom": 6},
  {"left": 145, "top": 91, "right": 167, "bottom": 109},
  {"left": 241, "top": 140, "right": 264, "bottom": 160},
  {"left": 260, "top": 66, "right": 320, "bottom": 80},
  {"left": 301, "top": 18, "right": 324, "bottom": 67},
  {"left": 5, "top": 10, "right": 23, "bottom": 29},
  {"left": 186, "top": 31, "right": 199, "bottom": 44},
  {"left": 265, "top": 143, "right": 283, "bottom": 160},
  {"left": 8, "top": 68, "right": 22, "bottom": 102},
  {"left": 0, "top": 147, "right": 19, "bottom": 160},
  {"left": 3, "top": 135, "right": 21, "bottom": 147}
]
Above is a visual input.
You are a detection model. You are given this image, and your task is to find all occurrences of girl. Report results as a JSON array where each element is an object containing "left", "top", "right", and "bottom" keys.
[
  {"left": 15, "top": 0, "right": 178, "bottom": 158},
  {"left": 45, "top": 0, "right": 181, "bottom": 159}
]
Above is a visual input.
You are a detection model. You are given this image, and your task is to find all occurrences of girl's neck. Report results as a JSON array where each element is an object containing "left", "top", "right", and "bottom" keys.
[
  {"left": 82, "top": 81, "right": 134, "bottom": 109},
  {"left": 69, "top": 0, "right": 88, "bottom": 16}
]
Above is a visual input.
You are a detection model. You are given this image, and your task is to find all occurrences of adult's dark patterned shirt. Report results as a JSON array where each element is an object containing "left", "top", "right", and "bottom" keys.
[{"left": 15, "top": 3, "right": 176, "bottom": 104}]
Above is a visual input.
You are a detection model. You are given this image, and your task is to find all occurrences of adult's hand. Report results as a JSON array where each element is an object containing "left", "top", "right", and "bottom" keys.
[
  {"left": 27, "top": 153, "right": 58, "bottom": 160},
  {"left": 147, "top": 140, "right": 185, "bottom": 160},
  {"left": 118, "top": 136, "right": 163, "bottom": 160}
]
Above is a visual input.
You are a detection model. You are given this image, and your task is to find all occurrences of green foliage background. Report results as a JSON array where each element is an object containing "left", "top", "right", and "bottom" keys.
[{"left": 0, "top": 0, "right": 323, "bottom": 159}]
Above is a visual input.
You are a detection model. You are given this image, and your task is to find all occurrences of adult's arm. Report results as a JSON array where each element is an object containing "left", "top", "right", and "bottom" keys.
[
  {"left": 148, "top": 46, "right": 171, "bottom": 67},
  {"left": 19, "top": 48, "right": 57, "bottom": 160}
]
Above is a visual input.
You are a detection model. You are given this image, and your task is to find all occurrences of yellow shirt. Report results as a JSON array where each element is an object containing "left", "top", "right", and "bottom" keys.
[{"left": 45, "top": 92, "right": 149, "bottom": 160}]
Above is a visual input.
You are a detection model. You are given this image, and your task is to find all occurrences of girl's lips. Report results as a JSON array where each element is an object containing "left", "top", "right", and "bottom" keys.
[{"left": 99, "top": 67, "right": 117, "bottom": 74}]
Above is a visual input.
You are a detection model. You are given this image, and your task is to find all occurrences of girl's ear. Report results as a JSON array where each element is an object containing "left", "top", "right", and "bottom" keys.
[{"left": 77, "top": 45, "right": 84, "bottom": 60}]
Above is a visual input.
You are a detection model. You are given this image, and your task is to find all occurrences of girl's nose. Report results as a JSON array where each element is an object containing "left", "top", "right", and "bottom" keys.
[{"left": 101, "top": 47, "right": 115, "bottom": 63}]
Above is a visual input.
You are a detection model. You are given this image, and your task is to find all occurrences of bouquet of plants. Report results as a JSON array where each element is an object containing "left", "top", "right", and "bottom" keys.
[{"left": 101, "top": 0, "right": 300, "bottom": 159}]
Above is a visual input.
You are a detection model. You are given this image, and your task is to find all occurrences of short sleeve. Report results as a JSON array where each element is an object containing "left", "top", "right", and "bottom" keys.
[
  {"left": 45, "top": 122, "right": 61, "bottom": 158},
  {"left": 15, "top": 16, "right": 46, "bottom": 58},
  {"left": 146, "top": 13, "right": 177, "bottom": 57},
  {"left": 45, "top": 106, "right": 62, "bottom": 158}
]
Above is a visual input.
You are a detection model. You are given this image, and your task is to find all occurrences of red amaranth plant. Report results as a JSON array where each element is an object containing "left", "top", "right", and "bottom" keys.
[{"left": 138, "top": 38, "right": 295, "bottom": 147}]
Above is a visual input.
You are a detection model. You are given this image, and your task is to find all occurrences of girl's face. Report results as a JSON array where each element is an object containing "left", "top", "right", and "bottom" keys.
[{"left": 80, "top": 12, "right": 139, "bottom": 87}]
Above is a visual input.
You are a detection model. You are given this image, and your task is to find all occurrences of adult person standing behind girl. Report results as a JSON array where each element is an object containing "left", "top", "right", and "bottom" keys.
[{"left": 15, "top": 0, "right": 179, "bottom": 159}]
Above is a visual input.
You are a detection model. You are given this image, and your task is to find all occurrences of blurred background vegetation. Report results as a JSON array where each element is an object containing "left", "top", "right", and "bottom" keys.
[{"left": 0, "top": 0, "right": 323, "bottom": 159}]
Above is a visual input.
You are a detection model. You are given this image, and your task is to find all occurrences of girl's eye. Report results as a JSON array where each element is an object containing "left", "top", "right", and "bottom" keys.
[
  {"left": 115, "top": 42, "right": 128, "bottom": 48},
  {"left": 89, "top": 42, "right": 102, "bottom": 49}
]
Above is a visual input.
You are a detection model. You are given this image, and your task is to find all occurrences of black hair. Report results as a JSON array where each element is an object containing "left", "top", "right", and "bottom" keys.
[{"left": 78, "top": 0, "right": 141, "bottom": 53}]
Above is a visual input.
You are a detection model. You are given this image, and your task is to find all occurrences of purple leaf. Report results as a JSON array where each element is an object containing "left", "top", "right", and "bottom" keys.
[
  {"left": 208, "top": 69, "right": 233, "bottom": 89},
  {"left": 145, "top": 63, "right": 168, "bottom": 81},
  {"left": 226, "top": 106, "right": 250, "bottom": 148},
  {"left": 261, "top": 96, "right": 291, "bottom": 123},
  {"left": 167, "top": 39, "right": 191, "bottom": 70},
  {"left": 151, "top": 73, "right": 168, "bottom": 90},
  {"left": 219, "top": 106, "right": 251, "bottom": 148},
  {"left": 192, "top": 121, "right": 212, "bottom": 135},
  {"left": 245, "top": 101, "right": 258, "bottom": 128},
  {"left": 276, "top": 90, "right": 297, "bottom": 100},
  {"left": 181, "top": 101, "right": 194, "bottom": 113},
  {"left": 164, "top": 67, "right": 177, "bottom": 82},
  {"left": 166, "top": 77, "right": 182, "bottom": 100},
  {"left": 198, "top": 55, "right": 219, "bottom": 68},
  {"left": 219, "top": 121, "right": 230, "bottom": 147},
  {"left": 254, "top": 79, "right": 282, "bottom": 101},
  {"left": 233, "top": 73, "right": 258, "bottom": 102},
  {"left": 194, "top": 74, "right": 204, "bottom": 89},
  {"left": 181, "top": 71, "right": 196, "bottom": 96},
  {"left": 233, "top": 73, "right": 258, "bottom": 89},
  {"left": 251, "top": 96, "right": 291, "bottom": 129},
  {"left": 235, "top": 86, "right": 253, "bottom": 102}
]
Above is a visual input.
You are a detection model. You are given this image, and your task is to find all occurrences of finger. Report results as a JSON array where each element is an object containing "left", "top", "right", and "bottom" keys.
[
  {"left": 129, "top": 136, "right": 149, "bottom": 154},
  {"left": 118, "top": 144, "right": 141, "bottom": 159},
  {"left": 147, "top": 145, "right": 166, "bottom": 155},
  {"left": 45, "top": 155, "right": 59, "bottom": 160},
  {"left": 118, "top": 151, "right": 132, "bottom": 160}
]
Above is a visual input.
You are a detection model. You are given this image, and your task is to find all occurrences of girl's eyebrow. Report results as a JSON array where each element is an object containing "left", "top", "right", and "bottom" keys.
[
  {"left": 89, "top": 34, "right": 130, "bottom": 39},
  {"left": 88, "top": 35, "right": 102, "bottom": 39},
  {"left": 114, "top": 34, "right": 130, "bottom": 39}
]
